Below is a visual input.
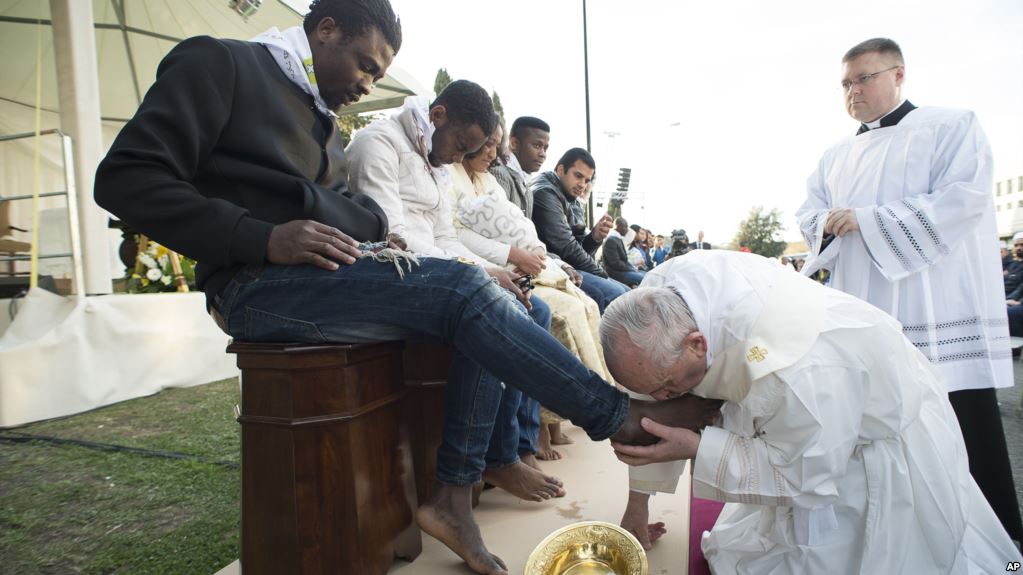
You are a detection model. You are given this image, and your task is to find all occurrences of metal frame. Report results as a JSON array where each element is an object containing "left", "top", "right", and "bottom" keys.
[{"left": 0, "top": 128, "right": 86, "bottom": 296}]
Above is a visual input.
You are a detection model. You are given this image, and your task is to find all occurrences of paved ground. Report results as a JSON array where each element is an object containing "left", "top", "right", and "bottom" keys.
[{"left": 998, "top": 360, "right": 1023, "bottom": 519}]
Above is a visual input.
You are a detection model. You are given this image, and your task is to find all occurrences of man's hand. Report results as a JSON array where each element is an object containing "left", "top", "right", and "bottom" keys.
[
  {"left": 620, "top": 491, "right": 666, "bottom": 550},
  {"left": 823, "top": 208, "right": 860, "bottom": 237},
  {"left": 386, "top": 233, "right": 407, "bottom": 251},
  {"left": 612, "top": 418, "right": 702, "bottom": 466},
  {"left": 266, "top": 220, "right": 361, "bottom": 270},
  {"left": 486, "top": 266, "right": 532, "bottom": 311},
  {"left": 562, "top": 264, "right": 583, "bottom": 287},
  {"left": 592, "top": 213, "right": 614, "bottom": 242},
  {"left": 1008, "top": 299, "right": 1020, "bottom": 307},
  {"left": 508, "top": 246, "right": 545, "bottom": 276}
]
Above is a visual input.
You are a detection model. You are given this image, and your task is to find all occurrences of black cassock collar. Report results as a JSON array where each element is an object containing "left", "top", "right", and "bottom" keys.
[{"left": 856, "top": 100, "right": 917, "bottom": 135}]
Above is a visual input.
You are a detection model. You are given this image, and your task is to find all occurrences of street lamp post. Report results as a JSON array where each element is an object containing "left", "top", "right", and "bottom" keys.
[{"left": 582, "top": 0, "right": 593, "bottom": 227}]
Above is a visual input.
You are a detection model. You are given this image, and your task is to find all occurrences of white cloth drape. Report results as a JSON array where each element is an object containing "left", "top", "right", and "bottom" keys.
[{"left": 0, "top": 289, "right": 237, "bottom": 427}]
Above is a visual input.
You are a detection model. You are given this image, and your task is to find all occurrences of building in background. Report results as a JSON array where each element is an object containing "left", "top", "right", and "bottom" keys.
[{"left": 995, "top": 175, "right": 1023, "bottom": 240}]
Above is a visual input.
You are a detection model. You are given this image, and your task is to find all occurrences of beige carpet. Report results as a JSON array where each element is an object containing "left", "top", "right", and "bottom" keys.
[{"left": 215, "top": 423, "right": 692, "bottom": 575}]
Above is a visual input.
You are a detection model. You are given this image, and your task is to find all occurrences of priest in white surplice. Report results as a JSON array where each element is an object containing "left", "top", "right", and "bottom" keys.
[
  {"left": 795, "top": 37, "right": 1023, "bottom": 544},
  {"left": 603, "top": 251, "right": 1020, "bottom": 574}
]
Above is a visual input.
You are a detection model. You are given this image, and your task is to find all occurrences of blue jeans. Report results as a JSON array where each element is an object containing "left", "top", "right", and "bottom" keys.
[
  {"left": 1009, "top": 305, "right": 1023, "bottom": 337},
  {"left": 212, "top": 257, "right": 627, "bottom": 485},
  {"left": 577, "top": 270, "right": 630, "bottom": 312},
  {"left": 485, "top": 297, "right": 549, "bottom": 468},
  {"left": 613, "top": 270, "right": 645, "bottom": 287}
]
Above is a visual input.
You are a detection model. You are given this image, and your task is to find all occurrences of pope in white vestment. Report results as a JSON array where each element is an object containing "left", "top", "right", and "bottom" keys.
[{"left": 603, "top": 251, "right": 1020, "bottom": 574}]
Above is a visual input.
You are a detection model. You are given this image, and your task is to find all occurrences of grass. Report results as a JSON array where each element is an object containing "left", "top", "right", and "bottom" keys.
[{"left": 0, "top": 378, "right": 241, "bottom": 575}]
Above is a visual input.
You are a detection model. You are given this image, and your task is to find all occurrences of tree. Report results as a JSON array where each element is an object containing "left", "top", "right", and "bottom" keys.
[
  {"left": 733, "top": 206, "right": 787, "bottom": 258},
  {"left": 335, "top": 113, "right": 378, "bottom": 148},
  {"left": 491, "top": 90, "right": 504, "bottom": 119},
  {"left": 433, "top": 67, "right": 453, "bottom": 95}
]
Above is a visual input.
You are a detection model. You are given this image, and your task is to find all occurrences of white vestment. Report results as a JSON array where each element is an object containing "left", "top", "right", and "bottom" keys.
[
  {"left": 636, "top": 251, "right": 1019, "bottom": 574},
  {"left": 796, "top": 107, "right": 1011, "bottom": 392}
]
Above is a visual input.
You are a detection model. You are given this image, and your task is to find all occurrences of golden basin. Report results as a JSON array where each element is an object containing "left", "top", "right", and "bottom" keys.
[{"left": 524, "top": 521, "right": 648, "bottom": 575}]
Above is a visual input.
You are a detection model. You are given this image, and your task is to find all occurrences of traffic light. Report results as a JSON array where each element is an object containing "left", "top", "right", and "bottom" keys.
[{"left": 616, "top": 167, "right": 632, "bottom": 193}]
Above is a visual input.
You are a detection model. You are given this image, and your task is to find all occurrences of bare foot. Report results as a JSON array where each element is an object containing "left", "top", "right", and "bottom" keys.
[
  {"left": 418, "top": 484, "right": 509, "bottom": 575},
  {"left": 612, "top": 395, "right": 723, "bottom": 446},
  {"left": 471, "top": 482, "right": 483, "bottom": 509},
  {"left": 483, "top": 461, "right": 565, "bottom": 500},
  {"left": 537, "top": 424, "right": 562, "bottom": 460},
  {"left": 549, "top": 422, "right": 574, "bottom": 445},
  {"left": 520, "top": 452, "right": 543, "bottom": 471}
]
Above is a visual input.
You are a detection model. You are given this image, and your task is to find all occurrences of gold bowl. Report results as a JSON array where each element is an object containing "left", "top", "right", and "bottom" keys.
[{"left": 524, "top": 521, "right": 648, "bottom": 575}]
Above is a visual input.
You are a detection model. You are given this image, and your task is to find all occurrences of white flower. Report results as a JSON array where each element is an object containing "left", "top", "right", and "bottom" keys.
[
  {"left": 160, "top": 275, "right": 172, "bottom": 285},
  {"left": 158, "top": 254, "right": 169, "bottom": 268},
  {"left": 139, "top": 254, "right": 157, "bottom": 269},
  {"left": 146, "top": 268, "right": 162, "bottom": 281}
]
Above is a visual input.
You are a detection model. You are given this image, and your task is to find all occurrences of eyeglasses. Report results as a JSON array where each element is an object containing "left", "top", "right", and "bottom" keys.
[{"left": 840, "top": 66, "right": 901, "bottom": 92}]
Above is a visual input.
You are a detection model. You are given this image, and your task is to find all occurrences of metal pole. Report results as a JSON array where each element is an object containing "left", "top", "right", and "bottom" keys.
[{"left": 582, "top": 0, "right": 594, "bottom": 227}]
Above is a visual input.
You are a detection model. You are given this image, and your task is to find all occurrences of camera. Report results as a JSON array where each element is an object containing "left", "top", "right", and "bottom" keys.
[{"left": 515, "top": 274, "right": 534, "bottom": 292}]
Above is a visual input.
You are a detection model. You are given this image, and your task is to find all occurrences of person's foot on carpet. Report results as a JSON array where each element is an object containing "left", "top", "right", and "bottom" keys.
[
  {"left": 536, "top": 424, "right": 562, "bottom": 460},
  {"left": 482, "top": 461, "right": 565, "bottom": 500},
  {"left": 549, "top": 422, "right": 575, "bottom": 445},
  {"left": 418, "top": 484, "right": 509, "bottom": 575},
  {"left": 520, "top": 451, "right": 543, "bottom": 471}
]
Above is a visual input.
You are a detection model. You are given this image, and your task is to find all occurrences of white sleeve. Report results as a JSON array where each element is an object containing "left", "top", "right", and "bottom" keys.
[
  {"left": 457, "top": 228, "right": 512, "bottom": 267},
  {"left": 346, "top": 129, "right": 409, "bottom": 242},
  {"left": 432, "top": 185, "right": 486, "bottom": 264},
  {"left": 854, "top": 112, "right": 994, "bottom": 281},
  {"left": 796, "top": 156, "right": 841, "bottom": 276},
  {"left": 692, "top": 368, "right": 864, "bottom": 510}
]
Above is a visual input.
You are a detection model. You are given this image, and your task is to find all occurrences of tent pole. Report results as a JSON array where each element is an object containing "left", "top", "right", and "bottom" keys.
[{"left": 50, "top": 0, "right": 112, "bottom": 295}]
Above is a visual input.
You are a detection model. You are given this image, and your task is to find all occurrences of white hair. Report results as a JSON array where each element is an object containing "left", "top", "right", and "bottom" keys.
[{"left": 600, "top": 287, "right": 698, "bottom": 371}]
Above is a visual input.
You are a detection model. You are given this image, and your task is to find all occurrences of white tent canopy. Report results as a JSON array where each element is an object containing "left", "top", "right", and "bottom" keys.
[{"left": 0, "top": 0, "right": 418, "bottom": 123}]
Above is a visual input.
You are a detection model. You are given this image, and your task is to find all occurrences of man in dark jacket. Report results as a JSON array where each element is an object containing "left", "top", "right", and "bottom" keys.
[
  {"left": 1005, "top": 232, "right": 1023, "bottom": 296},
  {"left": 602, "top": 217, "right": 645, "bottom": 287},
  {"left": 92, "top": 2, "right": 720, "bottom": 573},
  {"left": 531, "top": 148, "right": 628, "bottom": 311}
]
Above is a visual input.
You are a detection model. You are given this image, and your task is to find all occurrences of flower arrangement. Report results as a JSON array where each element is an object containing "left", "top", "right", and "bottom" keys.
[{"left": 126, "top": 240, "right": 196, "bottom": 293}]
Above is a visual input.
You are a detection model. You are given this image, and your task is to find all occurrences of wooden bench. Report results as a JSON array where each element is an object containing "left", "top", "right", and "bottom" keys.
[{"left": 229, "top": 341, "right": 422, "bottom": 575}]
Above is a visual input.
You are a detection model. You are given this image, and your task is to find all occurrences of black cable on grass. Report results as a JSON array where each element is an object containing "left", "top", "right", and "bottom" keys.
[{"left": 0, "top": 431, "right": 239, "bottom": 469}]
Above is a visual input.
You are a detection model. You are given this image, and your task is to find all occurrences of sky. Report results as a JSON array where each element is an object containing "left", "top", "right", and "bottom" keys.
[{"left": 294, "top": 0, "right": 1023, "bottom": 244}]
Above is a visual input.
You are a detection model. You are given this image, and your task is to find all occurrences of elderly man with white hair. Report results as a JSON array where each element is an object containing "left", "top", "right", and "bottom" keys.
[{"left": 602, "top": 250, "right": 1020, "bottom": 574}]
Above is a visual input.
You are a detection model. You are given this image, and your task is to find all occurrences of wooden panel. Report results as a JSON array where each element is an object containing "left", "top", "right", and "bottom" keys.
[
  {"left": 234, "top": 341, "right": 420, "bottom": 575},
  {"left": 402, "top": 341, "right": 453, "bottom": 504}
]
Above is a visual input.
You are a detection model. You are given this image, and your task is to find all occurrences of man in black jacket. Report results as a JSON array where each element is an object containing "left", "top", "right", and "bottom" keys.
[
  {"left": 92, "top": 2, "right": 720, "bottom": 573},
  {"left": 1005, "top": 232, "right": 1023, "bottom": 297},
  {"left": 531, "top": 148, "right": 629, "bottom": 311},
  {"left": 602, "top": 217, "right": 645, "bottom": 287}
]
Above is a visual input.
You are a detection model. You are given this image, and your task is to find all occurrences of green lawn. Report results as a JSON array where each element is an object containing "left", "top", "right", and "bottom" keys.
[{"left": 0, "top": 379, "right": 241, "bottom": 575}]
